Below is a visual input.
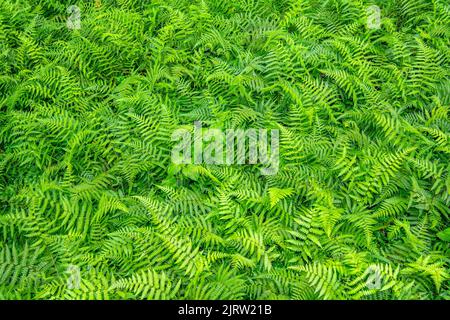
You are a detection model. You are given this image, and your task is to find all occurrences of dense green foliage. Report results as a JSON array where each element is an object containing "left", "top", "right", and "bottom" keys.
[{"left": 0, "top": 0, "right": 449, "bottom": 300}]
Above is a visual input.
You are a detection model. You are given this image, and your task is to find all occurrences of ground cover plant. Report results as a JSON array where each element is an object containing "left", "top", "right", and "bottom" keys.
[{"left": 0, "top": 0, "right": 449, "bottom": 300}]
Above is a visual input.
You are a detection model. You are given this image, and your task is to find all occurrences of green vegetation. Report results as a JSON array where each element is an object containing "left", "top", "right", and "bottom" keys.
[{"left": 0, "top": 0, "right": 449, "bottom": 300}]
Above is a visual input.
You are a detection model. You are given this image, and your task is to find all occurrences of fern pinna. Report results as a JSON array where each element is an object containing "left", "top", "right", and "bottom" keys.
[{"left": 0, "top": 0, "right": 449, "bottom": 300}]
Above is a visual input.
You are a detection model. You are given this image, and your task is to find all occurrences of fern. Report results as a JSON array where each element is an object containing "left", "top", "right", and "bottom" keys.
[{"left": 0, "top": 0, "right": 449, "bottom": 301}]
